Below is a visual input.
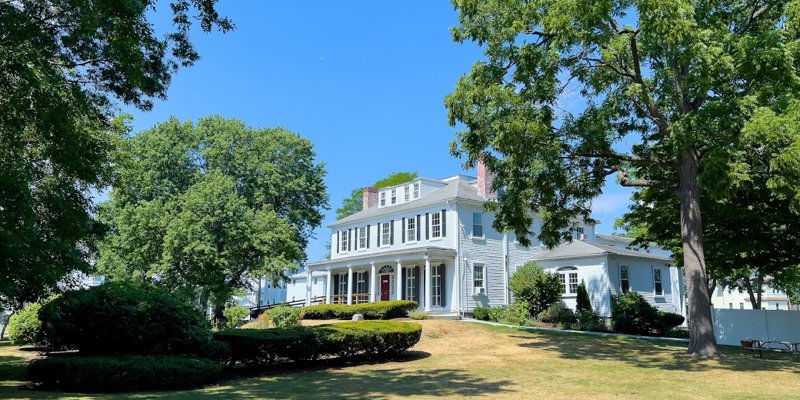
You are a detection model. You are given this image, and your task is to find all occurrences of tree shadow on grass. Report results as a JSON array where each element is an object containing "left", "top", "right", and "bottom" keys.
[{"left": 505, "top": 328, "right": 800, "bottom": 373}]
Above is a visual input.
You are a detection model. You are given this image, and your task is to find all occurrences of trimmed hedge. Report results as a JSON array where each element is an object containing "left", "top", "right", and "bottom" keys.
[
  {"left": 214, "top": 320, "right": 422, "bottom": 366},
  {"left": 301, "top": 300, "right": 418, "bottom": 320},
  {"left": 7, "top": 302, "right": 43, "bottom": 345},
  {"left": 27, "top": 355, "right": 222, "bottom": 392}
]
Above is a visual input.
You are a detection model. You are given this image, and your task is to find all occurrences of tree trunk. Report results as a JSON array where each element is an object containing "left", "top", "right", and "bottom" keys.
[
  {"left": 0, "top": 310, "right": 13, "bottom": 340},
  {"left": 212, "top": 303, "right": 227, "bottom": 330},
  {"left": 678, "top": 150, "right": 719, "bottom": 357},
  {"left": 198, "top": 289, "right": 210, "bottom": 319},
  {"left": 755, "top": 273, "right": 763, "bottom": 310},
  {"left": 744, "top": 278, "right": 758, "bottom": 310}
]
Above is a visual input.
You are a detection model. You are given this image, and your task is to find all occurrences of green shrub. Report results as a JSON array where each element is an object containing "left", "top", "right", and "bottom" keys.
[
  {"left": 487, "top": 306, "right": 506, "bottom": 322},
  {"left": 7, "top": 302, "right": 43, "bottom": 345},
  {"left": 495, "top": 302, "right": 533, "bottom": 326},
  {"left": 268, "top": 306, "right": 302, "bottom": 327},
  {"left": 576, "top": 280, "right": 592, "bottom": 313},
  {"left": 472, "top": 306, "right": 490, "bottom": 320},
  {"left": 27, "top": 355, "right": 222, "bottom": 392},
  {"left": 38, "top": 281, "right": 211, "bottom": 355},
  {"left": 222, "top": 306, "right": 250, "bottom": 329},
  {"left": 301, "top": 301, "right": 418, "bottom": 320},
  {"left": 196, "top": 340, "right": 232, "bottom": 365},
  {"left": 571, "top": 310, "right": 607, "bottom": 332},
  {"left": 509, "top": 263, "right": 562, "bottom": 316},
  {"left": 241, "top": 319, "right": 271, "bottom": 329},
  {"left": 537, "top": 301, "right": 576, "bottom": 325},
  {"left": 611, "top": 292, "right": 660, "bottom": 336},
  {"left": 408, "top": 311, "right": 428, "bottom": 320},
  {"left": 214, "top": 321, "right": 421, "bottom": 366},
  {"left": 655, "top": 312, "right": 685, "bottom": 335}
]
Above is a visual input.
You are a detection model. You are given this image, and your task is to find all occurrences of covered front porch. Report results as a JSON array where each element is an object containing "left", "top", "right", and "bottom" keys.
[{"left": 306, "top": 247, "right": 456, "bottom": 312}]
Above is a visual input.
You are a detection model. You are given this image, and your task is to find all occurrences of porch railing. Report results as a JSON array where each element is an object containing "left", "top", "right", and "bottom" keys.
[{"left": 332, "top": 293, "right": 370, "bottom": 305}]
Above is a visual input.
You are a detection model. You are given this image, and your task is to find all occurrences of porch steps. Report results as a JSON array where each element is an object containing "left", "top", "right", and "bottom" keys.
[{"left": 426, "top": 312, "right": 461, "bottom": 320}]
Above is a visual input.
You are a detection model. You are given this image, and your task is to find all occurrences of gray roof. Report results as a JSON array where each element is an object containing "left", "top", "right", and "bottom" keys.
[
  {"left": 308, "top": 246, "right": 456, "bottom": 268},
  {"left": 329, "top": 178, "right": 486, "bottom": 227},
  {"left": 531, "top": 240, "right": 672, "bottom": 262}
]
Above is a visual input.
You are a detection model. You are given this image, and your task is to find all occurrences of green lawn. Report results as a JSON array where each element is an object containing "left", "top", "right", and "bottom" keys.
[{"left": 2, "top": 320, "right": 799, "bottom": 399}]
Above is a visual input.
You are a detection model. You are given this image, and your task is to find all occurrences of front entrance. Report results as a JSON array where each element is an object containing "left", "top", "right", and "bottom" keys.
[{"left": 380, "top": 275, "right": 391, "bottom": 301}]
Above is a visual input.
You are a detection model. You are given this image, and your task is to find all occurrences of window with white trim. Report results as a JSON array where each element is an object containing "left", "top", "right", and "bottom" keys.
[
  {"left": 404, "top": 185, "right": 410, "bottom": 201},
  {"left": 406, "top": 268, "right": 417, "bottom": 301},
  {"left": 358, "top": 227, "right": 367, "bottom": 249},
  {"left": 431, "top": 212, "right": 442, "bottom": 238},
  {"left": 338, "top": 273, "right": 347, "bottom": 295},
  {"left": 381, "top": 222, "right": 391, "bottom": 246},
  {"left": 432, "top": 264, "right": 443, "bottom": 306},
  {"left": 472, "top": 212, "right": 483, "bottom": 237},
  {"left": 391, "top": 189, "right": 397, "bottom": 204},
  {"left": 654, "top": 268, "right": 663, "bottom": 295},
  {"left": 340, "top": 230, "right": 348, "bottom": 252},
  {"left": 380, "top": 191, "right": 386, "bottom": 206},
  {"left": 356, "top": 272, "right": 366, "bottom": 294},
  {"left": 406, "top": 217, "right": 416, "bottom": 241},
  {"left": 557, "top": 267, "right": 578, "bottom": 294},
  {"left": 739, "top": 302, "right": 744, "bottom": 309},
  {"left": 414, "top": 182, "right": 420, "bottom": 198},
  {"left": 473, "top": 264, "right": 485, "bottom": 295},
  {"left": 574, "top": 226, "right": 585, "bottom": 240},
  {"left": 620, "top": 266, "right": 630, "bottom": 294}
]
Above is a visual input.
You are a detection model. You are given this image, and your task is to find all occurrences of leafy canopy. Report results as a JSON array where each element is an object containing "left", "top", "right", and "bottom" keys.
[
  {"left": 98, "top": 116, "right": 328, "bottom": 309},
  {"left": 335, "top": 172, "right": 419, "bottom": 220},
  {"left": 0, "top": 0, "right": 231, "bottom": 310}
]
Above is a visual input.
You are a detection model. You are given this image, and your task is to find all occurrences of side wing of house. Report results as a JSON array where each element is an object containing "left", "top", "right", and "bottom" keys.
[{"left": 537, "top": 256, "right": 613, "bottom": 317}]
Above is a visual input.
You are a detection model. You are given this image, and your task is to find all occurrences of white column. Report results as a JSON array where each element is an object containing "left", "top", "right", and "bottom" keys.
[
  {"left": 370, "top": 262, "right": 377, "bottom": 302},
  {"left": 347, "top": 265, "right": 353, "bottom": 305},
  {"left": 305, "top": 269, "right": 312, "bottom": 306},
  {"left": 396, "top": 261, "right": 403, "bottom": 301},
  {"left": 325, "top": 269, "right": 332, "bottom": 305},
  {"left": 424, "top": 257, "right": 432, "bottom": 311}
]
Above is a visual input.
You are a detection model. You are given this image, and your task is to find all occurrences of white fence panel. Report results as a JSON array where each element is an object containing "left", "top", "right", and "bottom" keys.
[{"left": 712, "top": 309, "right": 800, "bottom": 347}]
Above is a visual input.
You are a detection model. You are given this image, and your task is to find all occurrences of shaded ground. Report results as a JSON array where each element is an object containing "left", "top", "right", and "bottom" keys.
[{"left": 2, "top": 320, "right": 799, "bottom": 399}]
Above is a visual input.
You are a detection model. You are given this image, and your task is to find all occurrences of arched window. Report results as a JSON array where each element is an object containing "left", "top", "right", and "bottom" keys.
[
  {"left": 557, "top": 267, "right": 578, "bottom": 295},
  {"left": 379, "top": 265, "right": 394, "bottom": 274}
]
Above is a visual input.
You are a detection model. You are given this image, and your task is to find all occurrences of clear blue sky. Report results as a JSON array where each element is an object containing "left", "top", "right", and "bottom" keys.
[{"left": 123, "top": 1, "right": 634, "bottom": 262}]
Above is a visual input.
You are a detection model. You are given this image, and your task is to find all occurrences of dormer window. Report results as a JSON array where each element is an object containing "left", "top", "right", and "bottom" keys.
[
  {"left": 404, "top": 185, "right": 410, "bottom": 202},
  {"left": 380, "top": 191, "right": 386, "bottom": 206},
  {"left": 413, "top": 182, "right": 420, "bottom": 198},
  {"left": 391, "top": 189, "right": 397, "bottom": 204}
]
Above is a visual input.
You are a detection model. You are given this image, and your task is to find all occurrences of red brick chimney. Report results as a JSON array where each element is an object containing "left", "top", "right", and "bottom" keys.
[
  {"left": 477, "top": 159, "right": 495, "bottom": 198},
  {"left": 362, "top": 187, "right": 378, "bottom": 209}
]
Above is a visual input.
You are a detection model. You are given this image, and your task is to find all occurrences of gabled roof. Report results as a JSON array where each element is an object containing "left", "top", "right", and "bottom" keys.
[
  {"left": 329, "top": 178, "right": 486, "bottom": 227},
  {"left": 530, "top": 240, "right": 672, "bottom": 262}
]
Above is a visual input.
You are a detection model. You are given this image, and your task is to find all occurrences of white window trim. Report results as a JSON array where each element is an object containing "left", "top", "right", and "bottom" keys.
[
  {"left": 432, "top": 265, "right": 442, "bottom": 307},
  {"left": 406, "top": 217, "right": 417, "bottom": 243},
  {"left": 557, "top": 267, "right": 578, "bottom": 296},
  {"left": 405, "top": 269, "right": 417, "bottom": 301},
  {"left": 340, "top": 230, "right": 349, "bottom": 253},
  {"left": 620, "top": 265, "right": 630, "bottom": 294},
  {"left": 404, "top": 185, "right": 410, "bottom": 202},
  {"left": 381, "top": 223, "right": 391, "bottom": 247},
  {"left": 356, "top": 271, "right": 366, "bottom": 294},
  {"left": 380, "top": 191, "right": 386, "bottom": 207},
  {"left": 391, "top": 189, "right": 397, "bottom": 205},
  {"left": 413, "top": 182, "right": 420, "bottom": 198},
  {"left": 471, "top": 211, "right": 484, "bottom": 239},
  {"left": 431, "top": 211, "right": 442, "bottom": 239},
  {"left": 473, "top": 263, "right": 486, "bottom": 295},
  {"left": 653, "top": 267, "right": 664, "bottom": 296},
  {"left": 358, "top": 227, "right": 367, "bottom": 250}
]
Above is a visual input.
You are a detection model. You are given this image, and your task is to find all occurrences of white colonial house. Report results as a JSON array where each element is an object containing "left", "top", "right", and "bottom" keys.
[
  {"left": 286, "top": 271, "right": 327, "bottom": 303},
  {"left": 305, "top": 161, "right": 686, "bottom": 319}
]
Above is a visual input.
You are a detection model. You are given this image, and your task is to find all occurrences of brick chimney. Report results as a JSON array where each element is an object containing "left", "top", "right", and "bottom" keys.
[
  {"left": 362, "top": 187, "right": 378, "bottom": 209},
  {"left": 477, "top": 159, "right": 495, "bottom": 198}
]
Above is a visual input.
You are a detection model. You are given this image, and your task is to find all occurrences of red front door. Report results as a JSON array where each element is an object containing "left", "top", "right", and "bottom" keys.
[{"left": 381, "top": 276, "right": 390, "bottom": 301}]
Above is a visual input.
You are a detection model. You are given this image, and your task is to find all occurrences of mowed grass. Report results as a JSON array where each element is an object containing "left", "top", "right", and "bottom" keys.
[{"left": 2, "top": 320, "right": 800, "bottom": 399}]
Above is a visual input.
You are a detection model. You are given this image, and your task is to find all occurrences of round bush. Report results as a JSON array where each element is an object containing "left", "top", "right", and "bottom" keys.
[
  {"left": 27, "top": 355, "right": 222, "bottom": 392},
  {"left": 611, "top": 292, "right": 660, "bottom": 335},
  {"left": 472, "top": 306, "right": 490, "bottom": 320},
  {"left": 537, "top": 301, "right": 576, "bottom": 324},
  {"left": 7, "top": 302, "right": 43, "bottom": 345},
  {"left": 38, "top": 282, "right": 211, "bottom": 355},
  {"left": 509, "top": 263, "right": 562, "bottom": 316},
  {"left": 267, "top": 305, "right": 301, "bottom": 327}
]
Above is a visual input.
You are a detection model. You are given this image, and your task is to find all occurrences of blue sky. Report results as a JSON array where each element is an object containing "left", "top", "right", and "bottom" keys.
[{"left": 123, "top": 1, "right": 634, "bottom": 262}]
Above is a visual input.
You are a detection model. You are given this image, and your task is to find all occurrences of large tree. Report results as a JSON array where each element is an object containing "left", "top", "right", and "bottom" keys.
[
  {"left": 335, "top": 171, "right": 419, "bottom": 220},
  {"left": 446, "top": 0, "right": 800, "bottom": 356},
  {"left": 0, "top": 1, "right": 232, "bottom": 312},
  {"left": 98, "top": 117, "right": 328, "bottom": 323}
]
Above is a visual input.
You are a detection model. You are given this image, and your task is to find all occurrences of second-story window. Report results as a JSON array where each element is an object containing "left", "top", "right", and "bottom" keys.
[
  {"left": 654, "top": 268, "right": 663, "bottom": 296},
  {"left": 413, "top": 182, "right": 420, "bottom": 198},
  {"left": 380, "top": 191, "right": 386, "bottom": 206},
  {"left": 340, "top": 230, "right": 348, "bottom": 252},
  {"left": 391, "top": 189, "right": 397, "bottom": 204},
  {"left": 472, "top": 212, "right": 483, "bottom": 237},
  {"left": 406, "top": 217, "right": 416, "bottom": 241},
  {"left": 381, "top": 223, "right": 391, "bottom": 246},
  {"left": 358, "top": 227, "right": 367, "bottom": 249},
  {"left": 404, "top": 185, "right": 410, "bottom": 202},
  {"left": 431, "top": 212, "right": 442, "bottom": 238}
]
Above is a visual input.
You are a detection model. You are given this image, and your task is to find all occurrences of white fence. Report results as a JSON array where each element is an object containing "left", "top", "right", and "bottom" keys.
[{"left": 712, "top": 309, "right": 800, "bottom": 347}]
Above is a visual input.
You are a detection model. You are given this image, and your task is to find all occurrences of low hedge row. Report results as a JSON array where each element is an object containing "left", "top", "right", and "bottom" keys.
[
  {"left": 214, "top": 320, "right": 422, "bottom": 366},
  {"left": 300, "top": 300, "right": 418, "bottom": 320},
  {"left": 27, "top": 355, "right": 222, "bottom": 392}
]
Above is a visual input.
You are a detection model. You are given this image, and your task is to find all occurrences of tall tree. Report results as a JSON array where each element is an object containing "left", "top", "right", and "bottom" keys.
[
  {"left": 0, "top": 1, "right": 232, "bottom": 311},
  {"left": 446, "top": 0, "right": 800, "bottom": 357},
  {"left": 335, "top": 171, "right": 419, "bottom": 220},
  {"left": 98, "top": 117, "right": 328, "bottom": 323}
]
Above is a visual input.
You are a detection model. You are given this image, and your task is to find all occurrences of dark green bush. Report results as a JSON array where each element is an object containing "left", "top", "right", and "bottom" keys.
[
  {"left": 7, "top": 302, "right": 44, "bottom": 345},
  {"left": 487, "top": 306, "right": 506, "bottom": 322},
  {"left": 38, "top": 281, "right": 211, "bottom": 355},
  {"left": 509, "top": 263, "right": 562, "bottom": 316},
  {"left": 196, "top": 340, "right": 232, "bottom": 365},
  {"left": 214, "top": 320, "right": 421, "bottom": 366},
  {"left": 301, "top": 301, "right": 418, "bottom": 320},
  {"left": 656, "top": 312, "right": 685, "bottom": 335},
  {"left": 537, "top": 301, "right": 576, "bottom": 325},
  {"left": 27, "top": 355, "right": 222, "bottom": 392},
  {"left": 472, "top": 306, "right": 490, "bottom": 320},
  {"left": 611, "top": 292, "right": 660, "bottom": 336},
  {"left": 571, "top": 310, "right": 607, "bottom": 332},
  {"left": 576, "top": 280, "right": 592, "bottom": 313},
  {"left": 267, "top": 305, "right": 301, "bottom": 327}
]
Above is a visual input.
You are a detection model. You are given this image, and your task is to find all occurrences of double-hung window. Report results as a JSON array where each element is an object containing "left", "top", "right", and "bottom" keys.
[
  {"left": 406, "top": 217, "right": 416, "bottom": 241},
  {"left": 380, "top": 191, "right": 386, "bottom": 206},
  {"left": 340, "top": 230, "right": 348, "bottom": 252},
  {"left": 432, "top": 264, "right": 442, "bottom": 306},
  {"left": 404, "top": 185, "right": 410, "bottom": 202},
  {"left": 413, "top": 182, "right": 420, "bottom": 198},
  {"left": 338, "top": 273, "right": 347, "bottom": 295},
  {"left": 356, "top": 272, "right": 366, "bottom": 294},
  {"left": 473, "top": 264, "right": 485, "bottom": 294},
  {"left": 406, "top": 268, "right": 417, "bottom": 301},
  {"left": 381, "top": 223, "right": 391, "bottom": 246},
  {"left": 620, "top": 266, "right": 630, "bottom": 294},
  {"left": 358, "top": 227, "right": 367, "bottom": 249},
  {"left": 557, "top": 267, "right": 578, "bottom": 294},
  {"left": 472, "top": 212, "right": 483, "bottom": 237},
  {"left": 654, "top": 268, "right": 663, "bottom": 295},
  {"left": 431, "top": 212, "right": 442, "bottom": 238},
  {"left": 391, "top": 189, "right": 397, "bottom": 204}
]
